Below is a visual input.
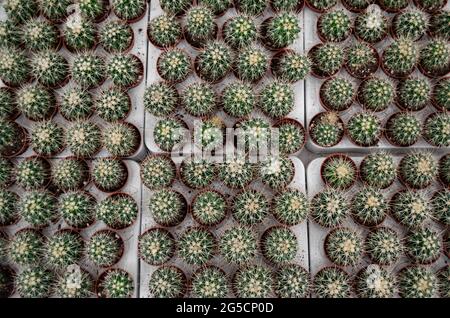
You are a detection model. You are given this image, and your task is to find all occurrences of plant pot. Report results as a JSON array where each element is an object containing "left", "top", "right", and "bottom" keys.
[
  {"left": 319, "top": 78, "right": 355, "bottom": 112},
  {"left": 138, "top": 227, "right": 176, "bottom": 266},
  {"left": 260, "top": 17, "right": 287, "bottom": 51},
  {"left": 1, "top": 122, "right": 28, "bottom": 158},
  {"left": 418, "top": 60, "right": 450, "bottom": 79},
  {"left": 320, "top": 153, "right": 357, "bottom": 190},
  {"left": 308, "top": 44, "right": 341, "bottom": 79},
  {"left": 148, "top": 27, "right": 182, "bottom": 50},
  {"left": 359, "top": 156, "right": 396, "bottom": 190},
  {"left": 380, "top": 51, "right": 415, "bottom": 79},
  {"left": 344, "top": 44, "right": 379, "bottom": 79},
  {"left": 156, "top": 52, "right": 193, "bottom": 84},
  {"left": 384, "top": 113, "right": 420, "bottom": 147},
  {"left": 308, "top": 112, "right": 345, "bottom": 147}
]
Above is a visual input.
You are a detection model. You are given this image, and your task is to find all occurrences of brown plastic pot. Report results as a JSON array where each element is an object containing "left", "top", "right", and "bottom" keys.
[
  {"left": 320, "top": 153, "right": 358, "bottom": 190},
  {"left": 308, "top": 44, "right": 342, "bottom": 79},
  {"left": 308, "top": 111, "right": 345, "bottom": 147}
]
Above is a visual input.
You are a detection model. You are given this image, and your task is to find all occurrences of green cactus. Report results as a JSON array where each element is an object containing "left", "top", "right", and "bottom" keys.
[
  {"left": 51, "top": 158, "right": 89, "bottom": 191},
  {"left": 30, "top": 51, "right": 69, "bottom": 88},
  {"left": 66, "top": 121, "right": 102, "bottom": 157},
  {"left": 341, "top": 0, "right": 370, "bottom": 11},
  {"left": 71, "top": 53, "right": 106, "bottom": 88},
  {"left": 261, "top": 13, "right": 301, "bottom": 49},
  {"left": 44, "top": 230, "right": 85, "bottom": 269},
  {"left": 107, "top": 54, "right": 143, "bottom": 88},
  {"left": 0, "top": 120, "right": 27, "bottom": 157},
  {"left": 432, "top": 77, "right": 450, "bottom": 111},
  {"left": 276, "top": 119, "right": 306, "bottom": 154},
  {"left": 355, "top": 265, "right": 396, "bottom": 298},
  {"left": 217, "top": 156, "right": 255, "bottom": 189},
  {"left": 271, "top": 50, "right": 311, "bottom": 83},
  {"left": 140, "top": 155, "right": 176, "bottom": 190},
  {"left": 4, "top": 0, "right": 38, "bottom": 24},
  {"left": 96, "top": 88, "right": 131, "bottom": 122},
  {"left": 233, "top": 265, "right": 273, "bottom": 298},
  {"left": 346, "top": 112, "right": 382, "bottom": 147},
  {"left": 78, "top": 0, "right": 109, "bottom": 21},
  {"left": 16, "top": 84, "right": 56, "bottom": 121},
  {"left": 272, "top": 189, "right": 309, "bottom": 226},
  {"left": 385, "top": 112, "right": 422, "bottom": 147},
  {"left": 148, "top": 266, "right": 187, "bottom": 298},
  {"left": 232, "top": 189, "right": 269, "bottom": 225},
  {"left": 439, "top": 154, "right": 450, "bottom": 187},
  {"left": 406, "top": 228, "right": 441, "bottom": 264},
  {"left": 38, "top": 0, "right": 72, "bottom": 22},
  {"left": 391, "top": 190, "right": 431, "bottom": 228},
  {"left": 185, "top": 6, "right": 217, "bottom": 47},
  {"left": 321, "top": 155, "right": 356, "bottom": 190},
  {"left": 100, "top": 20, "right": 133, "bottom": 53},
  {"left": 365, "top": 227, "right": 402, "bottom": 265},
  {"left": 309, "top": 111, "right": 344, "bottom": 147},
  {"left": 63, "top": 17, "right": 97, "bottom": 52},
  {"left": 0, "top": 266, "right": 15, "bottom": 298},
  {"left": 30, "top": 121, "right": 65, "bottom": 156},
  {"left": 60, "top": 88, "right": 94, "bottom": 121},
  {"left": 345, "top": 42, "right": 378, "bottom": 79},
  {"left": 160, "top": 0, "right": 192, "bottom": 15},
  {"left": 399, "top": 152, "right": 437, "bottom": 189},
  {"left": 360, "top": 152, "right": 396, "bottom": 189},
  {"left": 438, "top": 266, "right": 449, "bottom": 298},
  {"left": 192, "top": 190, "right": 227, "bottom": 226},
  {"left": 325, "top": 227, "right": 363, "bottom": 266},
  {"left": 181, "top": 82, "right": 217, "bottom": 117},
  {"left": 309, "top": 43, "right": 345, "bottom": 77},
  {"left": 223, "top": 15, "right": 257, "bottom": 50},
  {"left": 415, "top": 0, "right": 446, "bottom": 12},
  {"left": 382, "top": 38, "right": 419, "bottom": 78},
  {"left": 112, "top": 0, "right": 147, "bottom": 21},
  {"left": 320, "top": 77, "right": 355, "bottom": 111},
  {"left": 96, "top": 194, "right": 138, "bottom": 230},
  {"left": 432, "top": 189, "right": 450, "bottom": 225},
  {"left": 221, "top": 82, "right": 255, "bottom": 118},
  {"left": 92, "top": 158, "right": 128, "bottom": 192},
  {"left": 352, "top": 187, "right": 388, "bottom": 226},
  {"left": 195, "top": 41, "right": 232, "bottom": 82},
  {"left": 180, "top": 157, "right": 215, "bottom": 189},
  {"left": 147, "top": 14, "right": 182, "bottom": 49},
  {"left": 311, "top": 188, "right": 349, "bottom": 228},
  {"left": 191, "top": 266, "right": 229, "bottom": 298},
  {"left": 234, "top": 46, "right": 269, "bottom": 82},
  {"left": 259, "top": 156, "right": 295, "bottom": 191},
  {"left": 103, "top": 122, "right": 140, "bottom": 157},
  {"left": 274, "top": 264, "right": 310, "bottom": 298},
  {"left": 0, "top": 158, "right": 15, "bottom": 189},
  {"left": 194, "top": 116, "right": 225, "bottom": 150},
  {"left": 317, "top": 10, "right": 351, "bottom": 42},
  {"left": 396, "top": 77, "right": 431, "bottom": 111},
  {"left": 393, "top": 9, "right": 428, "bottom": 40},
  {"left": 138, "top": 227, "right": 175, "bottom": 266},
  {"left": 0, "top": 21, "right": 21, "bottom": 48},
  {"left": 86, "top": 230, "right": 123, "bottom": 268},
  {"left": 16, "top": 157, "right": 50, "bottom": 190},
  {"left": 261, "top": 226, "right": 298, "bottom": 264},
  {"left": 398, "top": 266, "right": 437, "bottom": 298},
  {"left": 0, "top": 47, "right": 30, "bottom": 87},
  {"left": 0, "top": 233, "right": 7, "bottom": 260},
  {"left": 149, "top": 189, "right": 187, "bottom": 226},
  {"left": 97, "top": 269, "right": 134, "bottom": 298},
  {"left": 423, "top": 112, "right": 450, "bottom": 147},
  {"left": 54, "top": 268, "right": 94, "bottom": 298},
  {"left": 8, "top": 228, "right": 45, "bottom": 266},
  {"left": 144, "top": 82, "right": 178, "bottom": 117},
  {"left": 0, "top": 190, "right": 19, "bottom": 227},
  {"left": 357, "top": 77, "right": 394, "bottom": 112},
  {"left": 21, "top": 18, "right": 60, "bottom": 51},
  {"left": 16, "top": 268, "right": 54, "bottom": 298},
  {"left": 235, "top": 0, "right": 267, "bottom": 16},
  {"left": 378, "top": 0, "right": 408, "bottom": 11},
  {"left": 306, "top": 0, "right": 337, "bottom": 12},
  {"left": 259, "top": 80, "right": 294, "bottom": 119},
  {"left": 419, "top": 38, "right": 450, "bottom": 77},
  {"left": 236, "top": 117, "right": 271, "bottom": 152},
  {"left": 157, "top": 48, "right": 191, "bottom": 83},
  {"left": 59, "top": 191, "right": 96, "bottom": 228},
  {"left": 271, "top": 0, "right": 303, "bottom": 11},
  {"left": 219, "top": 226, "right": 258, "bottom": 265},
  {"left": 153, "top": 117, "right": 187, "bottom": 151},
  {"left": 0, "top": 88, "right": 18, "bottom": 120},
  {"left": 313, "top": 267, "right": 351, "bottom": 298},
  {"left": 199, "top": 0, "right": 231, "bottom": 15},
  {"left": 20, "top": 190, "right": 56, "bottom": 227},
  {"left": 178, "top": 227, "right": 216, "bottom": 266},
  {"left": 429, "top": 10, "right": 450, "bottom": 40}
]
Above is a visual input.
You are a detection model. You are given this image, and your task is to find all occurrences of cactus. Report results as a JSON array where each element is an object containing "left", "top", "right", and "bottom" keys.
[
  {"left": 271, "top": 50, "right": 311, "bottom": 83},
  {"left": 345, "top": 42, "right": 378, "bottom": 79},
  {"left": 185, "top": 6, "right": 217, "bottom": 47},
  {"left": 271, "top": 0, "right": 303, "bottom": 11},
  {"left": 0, "top": 88, "right": 18, "bottom": 120},
  {"left": 148, "top": 266, "right": 187, "bottom": 298},
  {"left": 222, "top": 15, "right": 258, "bottom": 50},
  {"left": 4, "top": 0, "right": 38, "bottom": 24},
  {"left": 366, "top": 227, "right": 402, "bottom": 265},
  {"left": 423, "top": 112, "right": 450, "bottom": 147},
  {"left": 325, "top": 227, "right": 363, "bottom": 266},
  {"left": 92, "top": 158, "right": 128, "bottom": 192},
  {"left": 313, "top": 267, "right": 351, "bottom": 298},
  {"left": 192, "top": 190, "right": 227, "bottom": 227},
  {"left": 195, "top": 41, "right": 232, "bottom": 82},
  {"left": 341, "top": 0, "right": 370, "bottom": 11},
  {"left": 144, "top": 82, "right": 178, "bottom": 117},
  {"left": 432, "top": 77, "right": 450, "bottom": 111},
  {"left": 393, "top": 9, "right": 428, "bottom": 40},
  {"left": 60, "top": 88, "right": 94, "bottom": 121},
  {"left": 399, "top": 152, "right": 437, "bottom": 189},
  {"left": 0, "top": 266, "right": 15, "bottom": 298},
  {"left": 309, "top": 111, "right": 344, "bottom": 147},
  {"left": 194, "top": 116, "right": 225, "bottom": 150},
  {"left": 352, "top": 187, "right": 388, "bottom": 226},
  {"left": 272, "top": 189, "right": 309, "bottom": 226},
  {"left": 96, "top": 194, "right": 138, "bottom": 230},
  {"left": 138, "top": 228, "right": 175, "bottom": 266},
  {"left": 232, "top": 265, "right": 273, "bottom": 298},
  {"left": 153, "top": 117, "right": 187, "bottom": 151},
  {"left": 306, "top": 0, "right": 337, "bottom": 11},
  {"left": 71, "top": 53, "right": 106, "bottom": 89},
  {"left": 0, "top": 21, "right": 21, "bottom": 48},
  {"left": 261, "top": 13, "right": 301, "bottom": 49},
  {"left": 30, "top": 121, "right": 65, "bottom": 156},
  {"left": 100, "top": 21, "right": 133, "bottom": 53},
  {"left": 234, "top": 46, "right": 269, "bottom": 82},
  {"left": 391, "top": 190, "right": 431, "bottom": 228},
  {"left": 54, "top": 268, "right": 94, "bottom": 298},
  {"left": 8, "top": 229, "right": 45, "bottom": 266},
  {"left": 432, "top": 189, "right": 450, "bottom": 225},
  {"left": 103, "top": 122, "right": 140, "bottom": 157},
  {"left": 439, "top": 154, "right": 450, "bottom": 187},
  {"left": 86, "top": 230, "right": 123, "bottom": 268},
  {"left": 59, "top": 191, "right": 96, "bottom": 228},
  {"left": 259, "top": 156, "right": 295, "bottom": 191},
  {"left": 97, "top": 269, "right": 134, "bottom": 298},
  {"left": 16, "top": 84, "right": 55, "bottom": 121},
  {"left": 419, "top": 38, "right": 450, "bottom": 77},
  {"left": 0, "top": 158, "right": 15, "bottom": 188},
  {"left": 236, "top": 117, "right": 271, "bottom": 152},
  {"left": 355, "top": 265, "right": 396, "bottom": 298},
  {"left": 398, "top": 266, "right": 437, "bottom": 298},
  {"left": 415, "top": 0, "right": 446, "bottom": 12},
  {"left": 0, "top": 190, "right": 19, "bottom": 227},
  {"left": 191, "top": 266, "right": 229, "bottom": 298},
  {"left": 261, "top": 226, "right": 298, "bottom": 264},
  {"left": 357, "top": 77, "right": 394, "bottom": 112},
  {"left": 178, "top": 227, "right": 216, "bottom": 266},
  {"left": 96, "top": 88, "right": 131, "bottom": 122},
  {"left": 112, "top": 0, "right": 147, "bottom": 22},
  {"left": 221, "top": 82, "right": 255, "bottom": 118},
  {"left": 378, "top": 0, "right": 407, "bottom": 11},
  {"left": 30, "top": 51, "right": 69, "bottom": 88},
  {"left": 180, "top": 157, "right": 215, "bottom": 189},
  {"left": 360, "top": 152, "right": 396, "bottom": 189},
  {"left": 311, "top": 188, "right": 349, "bottom": 228},
  {"left": 232, "top": 189, "right": 269, "bottom": 225},
  {"left": 181, "top": 82, "right": 217, "bottom": 117},
  {"left": 16, "top": 268, "right": 54, "bottom": 298},
  {"left": 317, "top": 10, "right": 351, "bottom": 42},
  {"left": 235, "top": 0, "right": 267, "bottom": 16},
  {"left": 199, "top": 0, "right": 232, "bottom": 15},
  {"left": 396, "top": 77, "right": 431, "bottom": 111},
  {"left": 160, "top": 0, "right": 192, "bottom": 15},
  {"left": 66, "top": 121, "right": 102, "bottom": 157},
  {"left": 19, "top": 190, "right": 56, "bottom": 227},
  {"left": 382, "top": 38, "right": 419, "bottom": 78},
  {"left": 438, "top": 266, "right": 450, "bottom": 298},
  {"left": 78, "top": 0, "right": 109, "bottom": 21},
  {"left": 107, "top": 54, "right": 143, "bottom": 88},
  {"left": 309, "top": 43, "right": 345, "bottom": 77},
  {"left": 259, "top": 80, "right": 294, "bottom": 119},
  {"left": 429, "top": 10, "right": 450, "bottom": 40},
  {"left": 320, "top": 77, "right": 355, "bottom": 111},
  {"left": 149, "top": 189, "right": 187, "bottom": 226},
  {"left": 0, "top": 47, "right": 30, "bottom": 87},
  {"left": 385, "top": 112, "right": 422, "bottom": 147},
  {"left": 0, "top": 233, "right": 7, "bottom": 261},
  {"left": 406, "top": 228, "right": 441, "bottom": 264},
  {"left": 274, "top": 264, "right": 310, "bottom": 298},
  {"left": 63, "top": 17, "right": 97, "bottom": 52},
  {"left": 0, "top": 120, "right": 27, "bottom": 157},
  {"left": 140, "top": 155, "right": 176, "bottom": 190},
  {"left": 38, "top": 0, "right": 72, "bottom": 22},
  {"left": 157, "top": 48, "right": 192, "bottom": 83},
  {"left": 321, "top": 155, "right": 356, "bottom": 190},
  {"left": 44, "top": 230, "right": 84, "bottom": 269},
  {"left": 217, "top": 156, "right": 255, "bottom": 189},
  {"left": 21, "top": 18, "right": 60, "bottom": 51},
  {"left": 147, "top": 14, "right": 182, "bottom": 49},
  {"left": 346, "top": 112, "right": 382, "bottom": 147},
  {"left": 219, "top": 226, "right": 258, "bottom": 265},
  {"left": 16, "top": 157, "right": 50, "bottom": 190},
  {"left": 52, "top": 158, "right": 89, "bottom": 191},
  {"left": 276, "top": 119, "right": 306, "bottom": 154}
]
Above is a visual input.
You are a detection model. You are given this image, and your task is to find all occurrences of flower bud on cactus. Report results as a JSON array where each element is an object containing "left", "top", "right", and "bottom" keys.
[
  {"left": 157, "top": 48, "right": 192, "bottom": 83},
  {"left": 97, "top": 269, "right": 134, "bottom": 298},
  {"left": 192, "top": 190, "right": 227, "bottom": 227},
  {"left": 138, "top": 228, "right": 175, "bottom": 266},
  {"left": 16, "top": 84, "right": 56, "bottom": 121},
  {"left": 390, "top": 190, "right": 431, "bottom": 228},
  {"left": 0, "top": 47, "right": 30, "bottom": 87},
  {"left": 148, "top": 14, "right": 182, "bottom": 49},
  {"left": 222, "top": 15, "right": 257, "bottom": 50},
  {"left": 261, "top": 13, "right": 301, "bottom": 49},
  {"left": 385, "top": 112, "right": 422, "bottom": 147},
  {"left": 346, "top": 111, "right": 382, "bottom": 147},
  {"left": 321, "top": 155, "right": 357, "bottom": 190},
  {"left": 153, "top": 117, "right": 187, "bottom": 151},
  {"left": 357, "top": 76, "right": 394, "bottom": 112},
  {"left": 195, "top": 41, "right": 232, "bottom": 83},
  {"left": 16, "top": 268, "right": 54, "bottom": 298},
  {"left": 31, "top": 121, "right": 65, "bottom": 156},
  {"left": 234, "top": 45, "right": 269, "bottom": 82},
  {"left": 219, "top": 226, "right": 258, "bottom": 265},
  {"left": 261, "top": 226, "right": 298, "bottom": 264},
  {"left": 309, "top": 43, "right": 345, "bottom": 77},
  {"left": 431, "top": 189, "right": 450, "bottom": 225},
  {"left": 100, "top": 21, "right": 133, "bottom": 53},
  {"left": 140, "top": 155, "right": 176, "bottom": 190},
  {"left": 191, "top": 266, "right": 229, "bottom": 298},
  {"left": 355, "top": 265, "right": 396, "bottom": 298},
  {"left": 71, "top": 53, "right": 106, "bottom": 89},
  {"left": 309, "top": 111, "right": 344, "bottom": 147},
  {"left": 232, "top": 189, "right": 269, "bottom": 225},
  {"left": 399, "top": 152, "right": 437, "bottom": 189},
  {"left": 63, "top": 17, "right": 97, "bottom": 52},
  {"left": 149, "top": 189, "right": 187, "bottom": 226},
  {"left": 0, "top": 190, "right": 19, "bottom": 226},
  {"left": 103, "top": 122, "right": 140, "bottom": 157},
  {"left": 317, "top": 10, "right": 351, "bottom": 42},
  {"left": 8, "top": 228, "right": 44, "bottom": 266},
  {"left": 59, "top": 191, "right": 96, "bottom": 229},
  {"left": 366, "top": 227, "right": 402, "bottom": 265},
  {"left": 325, "top": 227, "right": 363, "bottom": 266},
  {"left": 112, "top": 0, "right": 147, "bottom": 22},
  {"left": 235, "top": 0, "right": 268, "bottom": 16},
  {"left": 66, "top": 121, "right": 102, "bottom": 158},
  {"left": 16, "top": 157, "right": 51, "bottom": 190},
  {"left": 30, "top": 51, "right": 69, "bottom": 88},
  {"left": 398, "top": 266, "right": 437, "bottom": 298},
  {"left": 178, "top": 227, "right": 216, "bottom": 266},
  {"left": 382, "top": 38, "right": 419, "bottom": 78},
  {"left": 352, "top": 187, "right": 388, "bottom": 226},
  {"left": 274, "top": 264, "right": 310, "bottom": 298},
  {"left": 354, "top": 6, "right": 388, "bottom": 43},
  {"left": 148, "top": 266, "right": 187, "bottom": 298},
  {"left": 54, "top": 268, "right": 94, "bottom": 298},
  {"left": 233, "top": 265, "right": 273, "bottom": 298},
  {"left": 320, "top": 77, "right": 355, "bottom": 111},
  {"left": 86, "top": 230, "right": 124, "bottom": 268},
  {"left": 60, "top": 88, "right": 94, "bottom": 121},
  {"left": 311, "top": 188, "right": 349, "bottom": 228},
  {"left": 45, "top": 230, "right": 85, "bottom": 270},
  {"left": 51, "top": 158, "right": 89, "bottom": 191},
  {"left": 392, "top": 9, "right": 428, "bottom": 41},
  {"left": 217, "top": 156, "right": 255, "bottom": 189},
  {"left": 313, "top": 267, "right": 351, "bottom": 298}
]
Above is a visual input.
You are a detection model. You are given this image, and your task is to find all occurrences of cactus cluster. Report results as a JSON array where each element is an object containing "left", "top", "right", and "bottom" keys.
[
  {"left": 178, "top": 227, "right": 216, "bottom": 266},
  {"left": 313, "top": 267, "right": 351, "bottom": 298},
  {"left": 414, "top": 0, "right": 446, "bottom": 12},
  {"left": 261, "top": 226, "right": 298, "bottom": 264},
  {"left": 232, "top": 189, "right": 269, "bottom": 225},
  {"left": 16, "top": 84, "right": 56, "bottom": 121},
  {"left": 97, "top": 269, "right": 134, "bottom": 298},
  {"left": 0, "top": 21, "right": 20, "bottom": 48},
  {"left": 232, "top": 265, "right": 273, "bottom": 298},
  {"left": 390, "top": 190, "right": 431, "bottom": 228},
  {"left": 217, "top": 156, "right": 255, "bottom": 189},
  {"left": 352, "top": 187, "right": 388, "bottom": 226},
  {"left": 219, "top": 226, "right": 258, "bottom": 265},
  {"left": 399, "top": 152, "right": 437, "bottom": 189},
  {"left": 272, "top": 189, "right": 309, "bottom": 226},
  {"left": 385, "top": 112, "right": 422, "bottom": 147},
  {"left": 194, "top": 117, "right": 225, "bottom": 151},
  {"left": 274, "top": 264, "right": 311, "bottom": 298},
  {"left": 309, "top": 43, "right": 345, "bottom": 77},
  {"left": 320, "top": 77, "right": 355, "bottom": 111},
  {"left": 365, "top": 227, "right": 402, "bottom": 265},
  {"left": 103, "top": 122, "right": 140, "bottom": 157},
  {"left": 346, "top": 112, "right": 382, "bottom": 147},
  {"left": 63, "top": 17, "right": 97, "bottom": 52},
  {"left": 86, "top": 230, "right": 124, "bottom": 268},
  {"left": 191, "top": 266, "right": 229, "bottom": 298},
  {"left": 60, "top": 88, "right": 94, "bottom": 121},
  {"left": 51, "top": 158, "right": 89, "bottom": 191},
  {"left": 310, "top": 188, "right": 349, "bottom": 228},
  {"left": 138, "top": 228, "right": 175, "bottom": 266},
  {"left": 153, "top": 117, "right": 187, "bottom": 152},
  {"left": 180, "top": 157, "right": 215, "bottom": 189},
  {"left": 199, "top": 0, "right": 232, "bottom": 15},
  {"left": 100, "top": 21, "right": 134, "bottom": 53},
  {"left": 355, "top": 265, "right": 396, "bottom": 298},
  {"left": 148, "top": 266, "right": 187, "bottom": 298},
  {"left": 66, "top": 121, "right": 102, "bottom": 157},
  {"left": 160, "top": 0, "right": 192, "bottom": 15},
  {"left": 192, "top": 190, "right": 227, "bottom": 226},
  {"left": 317, "top": 10, "right": 351, "bottom": 42},
  {"left": 429, "top": 10, "right": 450, "bottom": 40},
  {"left": 357, "top": 77, "right": 394, "bottom": 112},
  {"left": 309, "top": 112, "right": 344, "bottom": 147},
  {"left": 140, "top": 155, "right": 176, "bottom": 190},
  {"left": 58, "top": 191, "right": 96, "bottom": 229},
  {"left": 4, "top": 0, "right": 39, "bottom": 24},
  {"left": 44, "top": 230, "right": 84, "bottom": 270},
  {"left": 92, "top": 158, "right": 128, "bottom": 192},
  {"left": 96, "top": 194, "right": 138, "bottom": 229},
  {"left": 321, "top": 155, "right": 357, "bottom": 190},
  {"left": 325, "top": 227, "right": 363, "bottom": 266},
  {"left": 406, "top": 228, "right": 442, "bottom": 264},
  {"left": 222, "top": 15, "right": 257, "bottom": 50},
  {"left": 149, "top": 189, "right": 187, "bottom": 226},
  {"left": 398, "top": 266, "right": 437, "bottom": 298}
]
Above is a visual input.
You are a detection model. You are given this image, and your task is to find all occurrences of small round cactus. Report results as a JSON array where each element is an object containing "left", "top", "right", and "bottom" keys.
[
  {"left": 354, "top": 6, "right": 388, "bottom": 43},
  {"left": 366, "top": 227, "right": 402, "bottom": 265},
  {"left": 275, "top": 119, "right": 306, "bottom": 155},
  {"left": 219, "top": 226, "right": 258, "bottom": 265},
  {"left": 399, "top": 152, "right": 437, "bottom": 189},
  {"left": 258, "top": 80, "right": 294, "bottom": 119},
  {"left": 419, "top": 39, "right": 450, "bottom": 78},
  {"left": 21, "top": 18, "right": 60, "bottom": 51},
  {"left": 0, "top": 88, "right": 18, "bottom": 120},
  {"left": 138, "top": 227, "right": 175, "bottom": 266},
  {"left": 66, "top": 121, "right": 102, "bottom": 158},
  {"left": 157, "top": 48, "right": 192, "bottom": 83},
  {"left": 320, "top": 154, "right": 357, "bottom": 190},
  {"left": 30, "top": 121, "right": 65, "bottom": 157},
  {"left": 178, "top": 227, "right": 216, "bottom": 266},
  {"left": 103, "top": 122, "right": 141, "bottom": 157},
  {"left": 310, "top": 188, "right": 349, "bottom": 228},
  {"left": 355, "top": 265, "right": 396, "bottom": 298},
  {"left": 86, "top": 230, "right": 124, "bottom": 268},
  {"left": 54, "top": 268, "right": 94, "bottom": 298},
  {"left": 16, "top": 268, "right": 54, "bottom": 298},
  {"left": 191, "top": 266, "right": 229, "bottom": 298},
  {"left": 325, "top": 227, "right": 363, "bottom": 266},
  {"left": 97, "top": 269, "right": 134, "bottom": 298},
  {"left": 234, "top": 45, "right": 269, "bottom": 82},
  {"left": 96, "top": 193, "right": 138, "bottom": 230},
  {"left": 30, "top": 51, "right": 69, "bottom": 88},
  {"left": 100, "top": 20, "right": 134, "bottom": 53},
  {"left": 261, "top": 226, "right": 298, "bottom": 264},
  {"left": 181, "top": 82, "right": 217, "bottom": 117},
  {"left": 0, "top": 266, "right": 15, "bottom": 298},
  {"left": 4, "top": 0, "right": 39, "bottom": 24},
  {"left": 44, "top": 230, "right": 84, "bottom": 269},
  {"left": 431, "top": 189, "right": 450, "bottom": 226},
  {"left": 59, "top": 191, "right": 96, "bottom": 229},
  {"left": 381, "top": 38, "right": 419, "bottom": 78},
  {"left": 414, "top": 0, "right": 447, "bottom": 12},
  {"left": 360, "top": 152, "right": 396, "bottom": 189},
  {"left": 232, "top": 189, "right": 269, "bottom": 225},
  {"left": 78, "top": 0, "right": 109, "bottom": 22},
  {"left": 438, "top": 266, "right": 450, "bottom": 298},
  {"left": 439, "top": 154, "right": 450, "bottom": 187},
  {"left": 0, "top": 190, "right": 19, "bottom": 226},
  {"left": 232, "top": 265, "right": 273, "bottom": 298},
  {"left": 345, "top": 42, "right": 379, "bottom": 79},
  {"left": 271, "top": 50, "right": 311, "bottom": 83},
  {"left": 309, "top": 111, "right": 344, "bottom": 147},
  {"left": 144, "top": 82, "right": 179, "bottom": 117},
  {"left": 19, "top": 190, "right": 57, "bottom": 227},
  {"left": 378, "top": 0, "right": 408, "bottom": 12},
  {"left": 406, "top": 228, "right": 442, "bottom": 264},
  {"left": 222, "top": 15, "right": 257, "bottom": 50},
  {"left": 195, "top": 41, "right": 232, "bottom": 83},
  {"left": 95, "top": 87, "right": 131, "bottom": 122},
  {"left": 235, "top": 0, "right": 268, "bottom": 16},
  {"left": 92, "top": 158, "right": 128, "bottom": 192},
  {"left": 352, "top": 187, "right": 388, "bottom": 226},
  {"left": 217, "top": 156, "right": 255, "bottom": 189},
  {"left": 148, "top": 266, "right": 187, "bottom": 298},
  {"left": 271, "top": 0, "right": 304, "bottom": 11},
  {"left": 305, "top": 0, "right": 337, "bottom": 12},
  {"left": 259, "top": 156, "right": 295, "bottom": 191},
  {"left": 319, "top": 77, "right": 355, "bottom": 112},
  {"left": 385, "top": 112, "right": 422, "bottom": 147},
  {"left": 313, "top": 267, "right": 351, "bottom": 298},
  {"left": 60, "top": 88, "right": 94, "bottom": 121},
  {"left": 392, "top": 9, "right": 428, "bottom": 41},
  {"left": 0, "top": 120, "right": 27, "bottom": 157},
  {"left": 432, "top": 77, "right": 450, "bottom": 111},
  {"left": 341, "top": 0, "right": 370, "bottom": 11},
  {"left": 346, "top": 112, "right": 382, "bottom": 147},
  {"left": 317, "top": 10, "right": 351, "bottom": 42},
  {"left": 357, "top": 76, "right": 394, "bottom": 112},
  {"left": 0, "top": 47, "right": 31, "bottom": 87},
  {"left": 428, "top": 10, "right": 450, "bottom": 40},
  {"left": 0, "top": 158, "right": 14, "bottom": 189},
  {"left": 112, "top": 0, "right": 147, "bottom": 22},
  {"left": 149, "top": 189, "right": 187, "bottom": 226},
  {"left": 38, "top": 0, "right": 72, "bottom": 23},
  {"left": 261, "top": 13, "right": 301, "bottom": 50},
  {"left": 398, "top": 266, "right": 437, "bottom": 298},
  {"left": 107, "top": 54, "right": 143, "bottom": 88},
  {"left": 140, "top": 155, "right": 176, "bottom": 190},
  {"left": 51, "top": 158, "right": 89, "bottom": 191},
  {"left": 180, "top": 157, "right": 215, "bottom": 189},
  {"left": 63, "top": 17, "right": 97, "bottom": 52},
  {"left": 274, "top": 264, "right": 310, "bottom": 298},
  {"left": 192, "top": 190, "right": 227, "bottom": 227},
  {"left": 8, "top": 228, "right": 45, "bottom": 266},
  {"left": 0, "top": 21, "right": 20, "bottom": 48},
  {"left": 221, "top": 82, "right": 255, "bottom": 118},
  {"left": 16, "top": 157, "right": 51, "bottom": 190},
  {"left": 184, "top": 6, "right": 217, "bottom": 48},
  {"left": 147, "top": 14, "right": 182, "bottom": 49},
  {"left": 153, "top": 117, "right": 187, "bottom": 151},
  {"left": 308, "top": 43, "right": 345, "bottom": 78},
  {"left": 193, "top": 117, "right": 225, "bottom": 151},
  {"left": 272, "top": 189, "right": 309, "bottom": 226},
  {"left": 390, "top": 190, "right": 431, "bottom": 228},
  {"left": 198, "top": 0, "right": 232, "bottom": 15},
  {"left": 16, "top": 84, "right": 56, "bottom": 121},
  {"left": 423, "top": 112, "right": 450, "bottom": 147},
  {"left": 160, "top": 0, "right": 192, "bottom": 16},
  {"left": 71, "top": 53, "right": 106, "bottom": 89},
  {"left": 396, "top": 77, "right": 431, "bottom": 111}
]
